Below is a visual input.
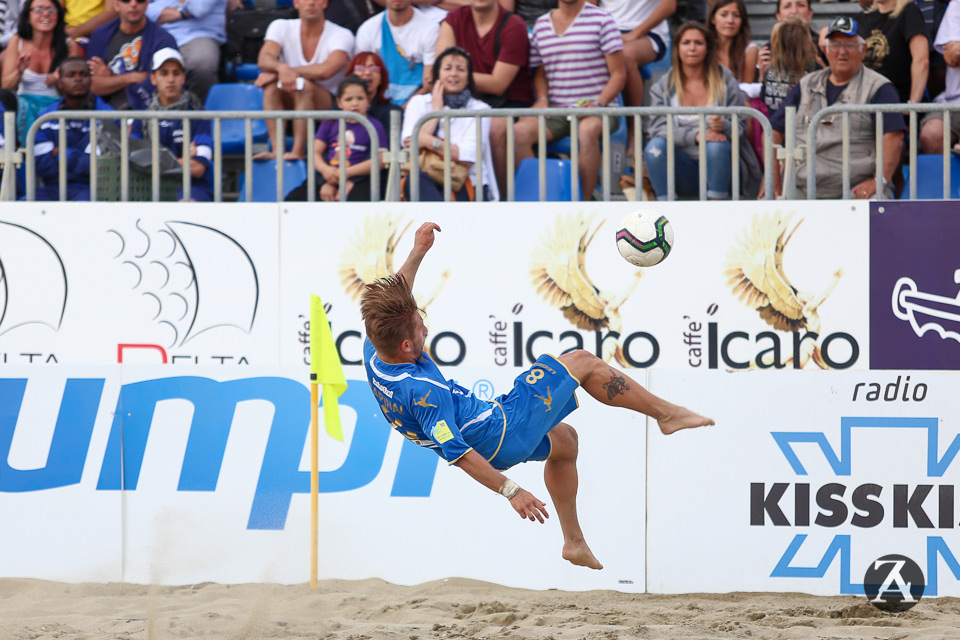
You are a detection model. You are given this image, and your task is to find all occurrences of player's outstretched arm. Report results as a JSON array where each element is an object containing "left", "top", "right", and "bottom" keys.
[
  {"left": 456, "top": 450, "right": 549, "bottom": 523},
  {"left": 396, "top": 222, "right": 441, "bottom": 290}
]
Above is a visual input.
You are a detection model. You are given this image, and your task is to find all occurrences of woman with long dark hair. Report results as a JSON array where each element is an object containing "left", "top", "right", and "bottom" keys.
[
  {"left": 2, "top": 0, "right": 78, "bottom": 93},
  {"left": 1, "top": 0, "right": 79, "bottom": 139},
  {"left": 707, "top": 0, "right": 756, "bottom": 83},
  {"left": 644, "top": 21, "right": 759, "bottom": 199}
]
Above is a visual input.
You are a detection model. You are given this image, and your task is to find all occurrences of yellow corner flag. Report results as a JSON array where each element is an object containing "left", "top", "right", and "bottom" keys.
[{"left": 310, "top": 294, "right": 347, "bottom": 442}]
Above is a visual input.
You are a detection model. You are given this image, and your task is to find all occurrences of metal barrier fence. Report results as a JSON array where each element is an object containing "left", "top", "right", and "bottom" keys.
[
  {"left": 408, "top": 105, "right": 775, "bottom": 202},
  {"left": 5, "top": 103, "right": 960, "bottom": 202},
  {"left": 18, "top": 110, "right": 381, "bottom": 203},
  {"left": 794, "top": 103, "right": 960, "bottom": 200},
  {"left": 0, "top": 111, "right": 15, "bottom": 202}
]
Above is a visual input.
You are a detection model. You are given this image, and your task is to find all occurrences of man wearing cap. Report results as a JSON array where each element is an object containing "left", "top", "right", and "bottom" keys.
[
  {"left": 85, "top": 0, "right": 179, "bottom": 109},
  {"left": 33, "top": 57, "right": 114, "bottom": 201},
  {"left": 130, "top": 47, "right": 213, "bottom": 201},
  {"left": 770, "top": 17, "right": 905, "bottom": 199},
  {"left": 145, "top": 0, "right": 227, "bottom": 103}
]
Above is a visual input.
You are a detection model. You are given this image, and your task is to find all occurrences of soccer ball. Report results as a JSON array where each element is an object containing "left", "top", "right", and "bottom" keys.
[{"left": 615, "top": 210, "right": 674, "bottom": 267}]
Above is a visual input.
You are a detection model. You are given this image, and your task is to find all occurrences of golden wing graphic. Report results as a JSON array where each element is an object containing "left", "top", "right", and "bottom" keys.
[
  {"left": 530, "top": 213, "right": 611, "bottom": 331},
  {"left": 339, "top": 214, "right": 412, "bottom": 300},
  {"left": 725, "top": 212, "right": 807, "bottom": 332}
]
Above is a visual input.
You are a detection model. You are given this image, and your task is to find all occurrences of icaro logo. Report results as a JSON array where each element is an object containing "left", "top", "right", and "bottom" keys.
[
  {"left": 751, "top": 417, "right": 960, "bottom": 595},
  {"left": 0, "top": 376, "right": 439, "bottom": 531}
]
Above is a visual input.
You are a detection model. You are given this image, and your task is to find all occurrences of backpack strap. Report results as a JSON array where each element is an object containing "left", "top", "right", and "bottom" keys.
[{"left": 493, "top": 10, "right": 512, "bottom": 56}]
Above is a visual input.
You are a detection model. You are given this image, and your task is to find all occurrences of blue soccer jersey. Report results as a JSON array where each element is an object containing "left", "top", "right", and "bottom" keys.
[{"left": 363, "top": 338, "right": 506, "bottom": 464}]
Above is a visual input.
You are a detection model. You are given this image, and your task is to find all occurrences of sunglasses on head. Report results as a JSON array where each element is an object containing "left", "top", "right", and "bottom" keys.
[{"left": 117, "top": 0, "right": 149, "bottom": 4}]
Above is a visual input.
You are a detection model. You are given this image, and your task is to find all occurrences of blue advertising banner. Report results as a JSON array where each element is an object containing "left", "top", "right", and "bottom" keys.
[{"left": 870, "top": 201, "right": 960, "bottom": 369}]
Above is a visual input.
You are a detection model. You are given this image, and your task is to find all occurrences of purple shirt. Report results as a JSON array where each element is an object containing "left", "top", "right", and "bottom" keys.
[
  {"left": 529, "top": 3, "right": 623, "bottom": 107},
  {"left": 315, "top": 117, "right": 387, "bottom": 167}
]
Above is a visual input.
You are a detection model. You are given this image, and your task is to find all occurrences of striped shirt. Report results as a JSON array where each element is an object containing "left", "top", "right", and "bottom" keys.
[{"left": 529, "top": 3, "right": 623, "bottom": 108}]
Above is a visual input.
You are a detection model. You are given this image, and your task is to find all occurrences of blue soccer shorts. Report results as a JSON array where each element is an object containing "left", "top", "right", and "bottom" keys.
[{"left": 488, "top": 354, "right": 580, "bottom": 470}]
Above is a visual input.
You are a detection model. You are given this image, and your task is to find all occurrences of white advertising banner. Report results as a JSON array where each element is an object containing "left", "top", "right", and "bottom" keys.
[
  {"left": 279, "top": 201, "right": 869, "bottom": 373},
  {"left": 0, "top": 364, "right": 646, "bottom": 591},
  {"left": 646, "top": 369, "right": 960, "bottom": 597},
  {"left": 0, "top": 203, "right": 280, "bottom": 366},
  {"left": 0, "top": 366, "right": 123, "bottom": 583},
  {"left": 1, "top": 201, "right": 868, "bottom": 371}
]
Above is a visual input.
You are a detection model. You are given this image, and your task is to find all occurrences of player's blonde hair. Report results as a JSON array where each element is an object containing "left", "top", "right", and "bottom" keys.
[{"left": 361, "top": 275, "right": 421, "bottom": 355}]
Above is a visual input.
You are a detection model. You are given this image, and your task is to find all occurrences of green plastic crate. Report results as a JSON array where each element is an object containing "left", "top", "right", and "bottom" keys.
[{"left": 95, "top": 156, "right": 181, "bottom": 202}]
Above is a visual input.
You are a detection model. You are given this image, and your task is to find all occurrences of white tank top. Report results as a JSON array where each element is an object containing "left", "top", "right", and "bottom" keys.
[{"left": 17, "top": 39, "right": 60, "bottom": 98}]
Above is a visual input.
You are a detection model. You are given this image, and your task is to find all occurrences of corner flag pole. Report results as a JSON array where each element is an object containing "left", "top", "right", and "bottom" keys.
[
  {"left": 309, "top": 294, "right": 347, "bottom": 590},
  {"left": 309, "top": 371, "right": 319, "bottom": 590}
]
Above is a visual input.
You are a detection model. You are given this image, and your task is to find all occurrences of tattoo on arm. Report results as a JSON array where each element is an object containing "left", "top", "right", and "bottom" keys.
[{"left": 602, "top": 371, "right": 629, "bottom": 401}]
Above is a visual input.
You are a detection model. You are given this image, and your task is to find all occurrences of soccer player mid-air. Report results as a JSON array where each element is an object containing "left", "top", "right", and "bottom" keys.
[{"left": 361, "top": 222, "right": 714, "bottom": 569}]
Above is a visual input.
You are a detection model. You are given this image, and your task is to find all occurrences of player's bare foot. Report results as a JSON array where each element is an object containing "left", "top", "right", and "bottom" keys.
[
  {"left": 283, "top": 151, "right": 305, "bottom": 161},
  {"left": 658, "top": 406, "right": 715, "bottom": 435},
  {"left": 562, "top": 540, "right": 603, "bottom": 570},
  {"left": 252, "top": 150, "right": 276, "bottom": 161}
]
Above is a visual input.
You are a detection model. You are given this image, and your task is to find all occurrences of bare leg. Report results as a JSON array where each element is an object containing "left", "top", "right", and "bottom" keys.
[
  {"left": 288, "top": 83, "right": 332, "bottom": 160},
  {"left": 544, "top": 423, "right": 602, "bottom": 570},
  {"left": 513, "top": 116, "right": 542, "bottom": 164},
  {"left": 919, "top": 118, "right": 946, "bottom": 155},
  {"left": 490, "top": 117, "right": 510, "bottom": 194},
  {"left": 622, "top": 38, "right": 657, "bottom": 155},
  {"left": 255, "top": 84, "right": 296, "bottom": 160},
  {"left": 558, "top": 350, "right": 715, "bottom": 434},
  {"left": 578, "top": 116, "right": 602, "bottom": 200}
]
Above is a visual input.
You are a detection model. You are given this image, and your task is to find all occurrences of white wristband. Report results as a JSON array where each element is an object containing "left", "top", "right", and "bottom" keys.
[{"left": 499, "top": 478, "right": 521, "bottom": 500}]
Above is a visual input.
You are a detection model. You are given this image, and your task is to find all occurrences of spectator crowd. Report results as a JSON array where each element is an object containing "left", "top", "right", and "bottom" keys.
[{"left": 0, "top": 0, "right": 958, "bottom": 201}]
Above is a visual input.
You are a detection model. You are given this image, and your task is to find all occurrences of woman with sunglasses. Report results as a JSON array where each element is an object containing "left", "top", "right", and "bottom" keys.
[
  {"left": 345, "top": 50, "right": 401, "bottom": 133},
  {"left": 83, "top": 0, "right": 177, "bottom": 109},
  {"left": 2, "top": 0, "right": 80, "bottom": 125},
  {"left": 2, "top": 0, "right": 80, "bottom": 95}
]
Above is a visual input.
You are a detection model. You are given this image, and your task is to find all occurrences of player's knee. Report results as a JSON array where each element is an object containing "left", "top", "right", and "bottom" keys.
[
  {"left": 559, "top": 349, "right": 598, "bottom": 377},
  {"left": 579, "top": 118, "right": 603, "bottom": 140},
  {"left": 919, "top": 121, "right": 944, "bottom": 154},
  {"left": 550, "top": 423, "right": 578, "bottom": 461}
]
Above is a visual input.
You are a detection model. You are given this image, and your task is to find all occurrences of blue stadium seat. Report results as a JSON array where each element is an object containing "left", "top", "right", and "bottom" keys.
[
  {"left": 899, "top": 154, "right": 960, "bottom": 199},
  {"left": 224, "top": 62, "right": 261, "bottom": 82},
  {"left": 204, "top": 83, "right": 269, "bottom": 155},
  {"left": 514, "top": 158, "right": 582, "bottom": 201},
  {"left": 640, "top": 41, "right": 672, "bottom": 80},
  {"left": 238, "top": 159, "right": 307, "bottom": 201}
]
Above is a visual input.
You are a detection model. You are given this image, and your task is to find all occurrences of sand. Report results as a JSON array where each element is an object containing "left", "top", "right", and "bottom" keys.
[{"left": 0, "top": 578, "right": 958, "bottom": 640}]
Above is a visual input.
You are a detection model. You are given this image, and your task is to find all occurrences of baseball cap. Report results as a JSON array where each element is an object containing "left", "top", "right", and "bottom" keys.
[
  {"left": 826, "top": 16, "right": 858, "bottom": 38},
  {"left": 152, "top": 47, "right": 185, "bottom": 71}
]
